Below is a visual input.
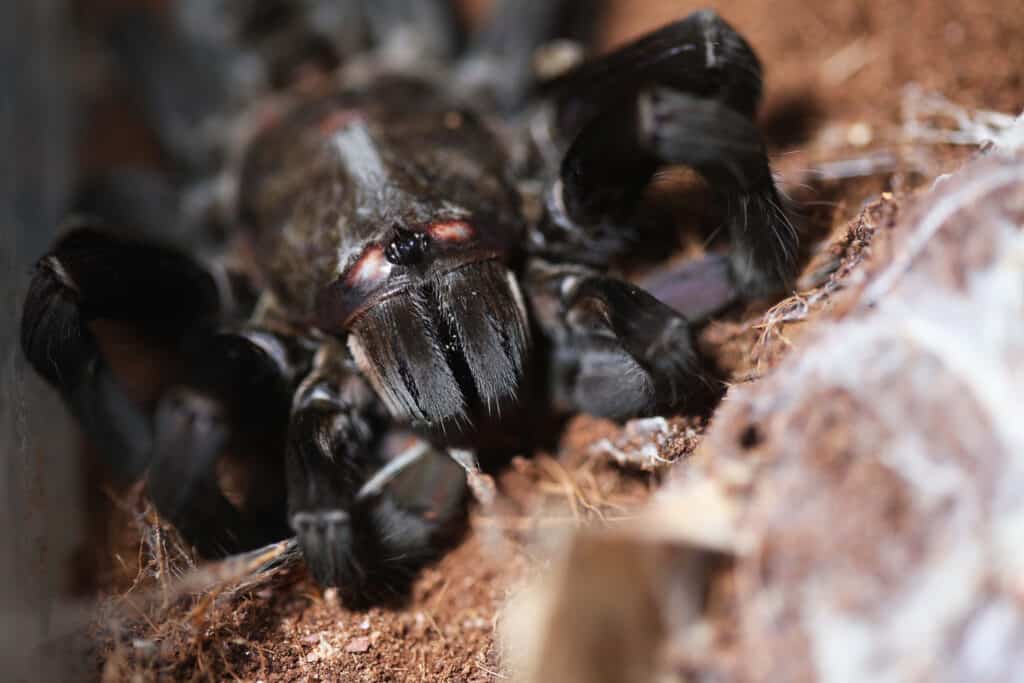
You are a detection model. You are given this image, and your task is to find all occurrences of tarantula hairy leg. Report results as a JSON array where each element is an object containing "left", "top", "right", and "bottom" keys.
[
  {"left": 525, "top": 260, "right": 704, "bottom": 420},
  {"left": 20, "top": 226, "right": 220, "bottom": 481},
  {"left": 539, "top": 10, "right": 797, "bottom": 302},
  {"left": 146, "top": 330, "right": 301, "bottom": 556},
  {"left": 286, "top": 349, "right": 467, "bottom": 603}
]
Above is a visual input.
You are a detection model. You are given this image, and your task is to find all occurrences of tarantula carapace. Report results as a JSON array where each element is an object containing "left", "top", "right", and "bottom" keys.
[{"left": 22, "top": 1, "right": 796, "bottom": 604}]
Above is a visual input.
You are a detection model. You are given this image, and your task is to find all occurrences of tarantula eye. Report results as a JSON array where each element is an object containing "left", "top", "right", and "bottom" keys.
[{"left": 384, "top": 226, "right": 430, "bottom": 266}]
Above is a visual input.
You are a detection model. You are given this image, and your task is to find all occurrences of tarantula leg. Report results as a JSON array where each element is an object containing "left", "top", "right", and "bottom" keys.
[
  {"left": 457, "top": 0, "right": 605, "bottom": 110},
  {"left": 146, "top": 331, "right": 299, "bottom": 556},
  {"left": 359, "top": 0, "right": 462, "bottom": 63},
  {"left": 286, "top": 367, "right": 377, "bottom": 590},
  {"left": 286, "top": 350, "right": 466, "bottom": 601},
  {"left": 637, "top": 253, "right": 738, "bottom": 322},
  {"left": 545, "top": 10, "right": 763, "bottom": 137},
  {"left": 525, "top": 260, "right": 703, "bottom": 420},
  {"left": 558, "top": 89, "right": 797, "bottom": 297},
  {"left": 20, "top": 227, "right": 219, "bottom": 482},
  {"left": 146, "top": 387, "right": 247, "bottom": 556}
]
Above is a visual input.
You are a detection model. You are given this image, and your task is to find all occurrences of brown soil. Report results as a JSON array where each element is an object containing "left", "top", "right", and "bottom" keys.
[{"left": 72, "top": 1, "right": 1024, "bottom": 681}]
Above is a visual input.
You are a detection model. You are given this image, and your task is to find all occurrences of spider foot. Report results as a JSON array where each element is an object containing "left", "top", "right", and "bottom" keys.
[
  {"left": 146, "top": 330, "right": 296, "bottom": 557},
  {"left": 291, "top": 509, "right": 357, "bottom": 589},
  {"left": 527, "top": 261, "right": 705, "bottom": 420},
  {"left": 286, "top": 363, "right": 467, "bottom": 601},
  {"left": 146, "top": 387, "right": 250, "bottom": 557}
]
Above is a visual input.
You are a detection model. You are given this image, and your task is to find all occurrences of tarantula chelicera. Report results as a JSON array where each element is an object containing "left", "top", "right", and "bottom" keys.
[{"left": 22, "top": 1, "right": 796, "bottom": 604}]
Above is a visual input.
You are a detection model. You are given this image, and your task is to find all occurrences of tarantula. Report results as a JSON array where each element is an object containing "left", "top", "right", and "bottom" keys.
[{"left": 22, "top": 1, "right": 796, "bottom": 604}]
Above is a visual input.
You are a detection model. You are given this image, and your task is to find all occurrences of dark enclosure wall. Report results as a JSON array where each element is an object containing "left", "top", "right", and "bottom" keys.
[{"left": 1, "top": 0, "right": 84, "bottom": 679}]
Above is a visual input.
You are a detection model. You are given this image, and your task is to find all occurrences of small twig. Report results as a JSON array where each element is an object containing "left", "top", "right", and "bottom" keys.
[{"left": 425, "top": 611, "right": 448, "bottom": 645}]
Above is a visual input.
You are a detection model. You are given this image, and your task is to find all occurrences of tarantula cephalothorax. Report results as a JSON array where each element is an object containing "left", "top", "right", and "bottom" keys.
[{"left": 22, "top": 2, "right": 796, "bottom": 604}]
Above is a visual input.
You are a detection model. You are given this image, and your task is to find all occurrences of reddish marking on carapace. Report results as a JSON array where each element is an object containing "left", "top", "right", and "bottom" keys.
[
  {"left": 428, "top": 220, "right": 474, "bottom": 242},
  {"left": 345, "top": 245, "right": 392, "bottom": 286},
  {"left": 319, "top": 109, "right": 365, "bottom": 136}
]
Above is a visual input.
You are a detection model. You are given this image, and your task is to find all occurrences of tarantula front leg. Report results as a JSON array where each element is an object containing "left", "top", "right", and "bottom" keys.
[
  {"left": 21, "top": 226, "right": 220, "bottom": 481},
  {"left": 21, "top": 226, "right": 299, "bottom": 555},
  {"left": 525, "top": 259, "right": 703, "bottom": 420},
  {"left": 145, "top": 330, "right": 300, "bottom": 556},
  {"left": 539, "top": 10, "right": 797, "bottom": 305},
  {"left": 557, "top": 88, "right": 797, "bottom": 300},
  {"left": 545, "top": 10, "right": 763, "bottom": 143},
  {"left": 287, "top": 345, "right": 466, "bottom": 603}
]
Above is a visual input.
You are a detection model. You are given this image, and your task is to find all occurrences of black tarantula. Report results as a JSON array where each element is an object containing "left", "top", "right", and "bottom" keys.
[{"left": 22, "top": 1, "right": 796, "bottom": 604}]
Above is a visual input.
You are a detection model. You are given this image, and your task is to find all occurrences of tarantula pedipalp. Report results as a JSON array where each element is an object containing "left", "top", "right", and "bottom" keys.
[{"left": 21, "top": 1, "right": 796, "bottom": 604}]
